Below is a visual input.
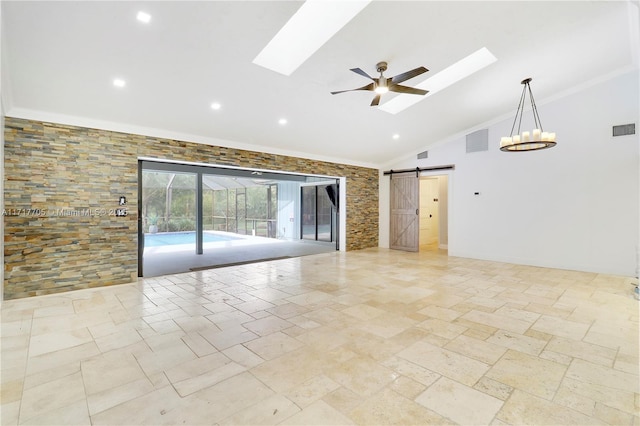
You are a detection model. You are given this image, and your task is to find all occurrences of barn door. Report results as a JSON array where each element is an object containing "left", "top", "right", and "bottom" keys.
[{"left": 390, "top": 173, "right": 419, "bottom": 252}]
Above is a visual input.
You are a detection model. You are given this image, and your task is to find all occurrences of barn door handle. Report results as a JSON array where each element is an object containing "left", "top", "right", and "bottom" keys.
[{"left": 416, "top": 209, "right": 419, "bottom": 215}]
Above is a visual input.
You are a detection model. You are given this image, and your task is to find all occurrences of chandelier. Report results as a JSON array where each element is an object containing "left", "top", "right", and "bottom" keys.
[{"left": 500, "top": 78, "right": 556, "bottom": 152}]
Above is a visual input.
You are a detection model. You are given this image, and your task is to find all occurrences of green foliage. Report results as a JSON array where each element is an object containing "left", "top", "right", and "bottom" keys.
[{"left": 142, "top": 171, "right": 278, "bottom": 235}]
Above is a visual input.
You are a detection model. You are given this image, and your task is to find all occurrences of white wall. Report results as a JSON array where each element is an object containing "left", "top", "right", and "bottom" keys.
[{"left": 380, "top": 70, "right": 639, "bottom": 276}]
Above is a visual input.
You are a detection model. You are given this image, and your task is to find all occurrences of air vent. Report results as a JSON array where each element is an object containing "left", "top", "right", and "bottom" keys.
[
  {"left": 466, "top": 129, "right": 488, "bottom": 153},
  {"left": 417, "top": 150, "right": 429, "bottom": 159},
  {"left": 613, "top": 123, "right": 635, "bottom": 137}
]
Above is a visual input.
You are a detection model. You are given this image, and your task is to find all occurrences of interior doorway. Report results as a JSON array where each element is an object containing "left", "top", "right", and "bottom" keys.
[{"left": 419, "top": 175, "right": 448, "bottom": 252}]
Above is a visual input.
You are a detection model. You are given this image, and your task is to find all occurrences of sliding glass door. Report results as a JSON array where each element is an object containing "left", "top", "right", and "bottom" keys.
[{"left": 301, "top": 183, "right": 338, "bottom": 243}]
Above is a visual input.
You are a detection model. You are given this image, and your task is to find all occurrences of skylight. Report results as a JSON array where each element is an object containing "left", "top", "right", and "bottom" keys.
[
  {"left": 253, "top": 0, "right": 371, "bottom": 76},
  {"left": 379, "top": 47, "right": 497, "bottom": 115},
  {"left": 136, "top": 11, "right": 151, "bottom": 24}
]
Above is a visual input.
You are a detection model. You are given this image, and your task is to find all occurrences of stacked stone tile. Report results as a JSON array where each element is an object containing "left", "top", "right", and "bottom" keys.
[{"left": 3, "top": 117, "right": 379, "bottom": 299}]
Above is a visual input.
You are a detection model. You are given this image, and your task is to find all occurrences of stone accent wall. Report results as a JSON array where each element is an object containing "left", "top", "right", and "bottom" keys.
[{"left": 3, "top": 117, "right": 379, "bottom": 299}]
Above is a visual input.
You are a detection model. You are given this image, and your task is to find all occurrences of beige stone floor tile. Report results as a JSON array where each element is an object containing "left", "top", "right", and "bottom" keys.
[
  {"left": 243, "top": 315, "right": 294, "bottom": 336},
  {"left": 18, "top": 371, "right": 86, "bottom": 423},
  {"left": 420, "top": 291, "right": 468, "bottom": 309},
  {"left": 280, "top": 400, "right": 355, "bottom": 425},
  {"left": 93, "top": 327, "right": 143, "bottom": 353},
  {"left": 532, "top": 314, "right": 591, "bottom": 340},
  {"left": 86, "top": 376, "right": 155, "bottom": 416},
  {"left": 540, "top": 349, "right": 574, "bottom": 365},
  {"left": 325, "top": 355, "right": 397, "bottom": 397},
  {"left": 90, "top": 385, "right": 184, "bottom": 425},
  {"left": 445, "top": 334, "right": 507, "bottom": 365},
  {"left": 19, "top": 399, "right": 90, "bottom": 426},
  {"left": 266, "top": 302, "right": 310, "bottom": 319},
  {"left": 2, "top": 248, "right": 637, "bottom": 426},
  {"left": 461, "top": 309, "right": 533, "bottom": 334},
  {"left": 164, "top": 351, "right": 231, "bottom": 384},
  {"left": 295, "top": 325, "right": 349, "bottom": 351},
  {"left": 466, "top": 295, "right": 507, "bottom": 310},
  {"left": 26, "top": 341, "right": 100, "bottom": 376},
  {"left": 350, "top": 387, "right": 449, "bottom": 425},
  {"left": 223, "top": 343, "right": 265, "bottom": 368},
  {"left": 133, "top": 340, "right": 197, "bottom": 376},
  {"left": 594, "top": 402, "right": 635, "bottom": 425},
  {"left": 0, "top": 377, "right": 24, "bottom": 406},
  {"left": 417, "top": 317, "right": 468, "bottom": 340},
  {"left": 355, "top": 313, "right": 418, "bottom": 339},
  {"left": 614, "top": 351, "right": 640, "bottom": 375},
  {"left": 244, "top": 331, "right": 305, "bottom": 360},
  {"left": 199, "top": 325, "right": 258, "bottom": 351},
  {"left": 388, "top": 375, "right": 427, "bottom": 400},
  {"left": 322, "top": 386, "right": 364, "bottom": 416},
  {"left": 286, "top": 290, "right": 335, "bottom": 308},
  {"left": 339, "top": 330, "right": 406, "bottom": 361},
  {"left": 32, "top": 303, "right": 75, "bottom": 318},
  {"left": 81, "top": 351, "right": 146, "bottom": 395},
  {"left": 173, "top": 315, "right": 218, "bottom": 333},
  {"left": 474, "top": 376, "right": 514, "bottom": 401},
  {"left": 285, "top": 374, "right": 341, "bottom": 408},
  {"left": 398, "top": 340, "right": 489, "bottom": 386},
  {"left": 190, "top": 372, "right": 275, "bottom": 421},
  {"left": 219, "top": 394, "right": 301, "bottom": 425},
  {"left": 286, "top": 314, "right": 321, "bottom": 330},
  {"left": 559, "top": 376, "right": 637, "bottom": 415},
  {"left": 28, "top": 327, "right": 94, "bottom": 358},
  {"left": 250, "top": 348, "right": 326, "bottom": 392},
  {"left": 566, "top": 358, "right": 639, "bottom": 393},
  {"left": 416, "top": 376, "right": 504, "bottom": 425},
  {"left": 0, "top": 400, "right": 21, "bottom": 425},
  {"left": 181, "top": 331, "right": 218, "bottom": 357},
  {"left": 172, "top": 361, "right": 246, "bottom": 397},
  {"left": 486, "top": 349, "right": 567, "bottom": 400},
  {"left": 546, "top": 336, "right": 617, "bottom": 367},
  {"left": 496, "top": 389, "right": 604, "bottom": 425},
  {"left": 418, "top": 305, "right": 463, "bottom": 321},
  {"left": 553, "top": 383, "right": 598, "bottom": 416},
  {"left": 486, "top": 329, "right": 547, "bottom": 356},
  {"left": 341, "top": 303, "right": 386, "bottom": 321}
]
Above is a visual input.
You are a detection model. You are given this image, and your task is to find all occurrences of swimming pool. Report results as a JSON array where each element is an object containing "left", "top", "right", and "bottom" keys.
[{"left": 144, "top": 232, "right": 242, "bottom": 247}]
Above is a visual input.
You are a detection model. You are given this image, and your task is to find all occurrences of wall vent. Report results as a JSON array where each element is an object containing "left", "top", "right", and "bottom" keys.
[
  {"left": 417, "top": 150, "right": 429, "bottom": 159},
  {"left": 612, "top": 123, "right": 635, "bottom": 137},
  {"left": 466, "top": 129, "right": 489, "bottom": 153}
]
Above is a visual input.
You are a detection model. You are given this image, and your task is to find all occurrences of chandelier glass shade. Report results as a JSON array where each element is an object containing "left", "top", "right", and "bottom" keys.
[{"left": 500, "top": 78, "right": 556, "bottom": 152}]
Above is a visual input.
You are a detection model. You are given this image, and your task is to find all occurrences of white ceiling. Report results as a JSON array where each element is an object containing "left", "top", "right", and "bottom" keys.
[{"left": 2, "top": 1, "right": 637, "bottom": 168}]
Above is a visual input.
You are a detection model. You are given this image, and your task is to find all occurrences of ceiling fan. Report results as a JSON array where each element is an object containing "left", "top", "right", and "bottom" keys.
[{"left": 331, "top": 61, "right": 429, "bottom": 106}]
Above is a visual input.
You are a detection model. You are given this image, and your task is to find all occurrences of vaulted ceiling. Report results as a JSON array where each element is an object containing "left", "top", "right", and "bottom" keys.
[{"left": 2, "top": 1, "right": 637, "bottom": 168}]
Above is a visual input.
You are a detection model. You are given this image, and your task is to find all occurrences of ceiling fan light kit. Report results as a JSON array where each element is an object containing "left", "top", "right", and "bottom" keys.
[
  {"left": 500, "top": 78, "right": 556, "bottom": 152},
  {"left": 331, "top": 61, "right": 429, "bottom": 106}
]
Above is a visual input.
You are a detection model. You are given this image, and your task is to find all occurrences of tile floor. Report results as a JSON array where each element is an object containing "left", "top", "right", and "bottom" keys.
[{"left": 1, "top": 248, "right": 638, "bottom": 425}]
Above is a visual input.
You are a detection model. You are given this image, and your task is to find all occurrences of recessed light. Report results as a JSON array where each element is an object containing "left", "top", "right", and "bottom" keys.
[
  {"left": 278, "top": 118, "right": 288, "bottom": 125},
  {"left": 113, "top": 78, "right": 126, "bottom": 88},
  {"left": 136, "top": 11, "right": 151, "bottom": 24},
  {"left": 392, "top": 134, "right": 400, "bottom": 140},
  {"left": 253, "top": 0, "right": 371, "bottom": 76},
  {"left": 379, "top": 47, "right": 497, "bottom": 115},
  {"left": 210, "top": 102, "right": 222, "bottom": 110}
]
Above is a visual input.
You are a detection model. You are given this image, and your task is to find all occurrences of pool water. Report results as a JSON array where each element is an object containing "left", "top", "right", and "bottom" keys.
[{"left": 144, "top": 232, "right": 242, "bottom": 247}]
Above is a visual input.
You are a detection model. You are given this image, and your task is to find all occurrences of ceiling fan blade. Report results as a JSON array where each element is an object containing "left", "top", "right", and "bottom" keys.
[
  {"left": 350, "top": 67, "right": 374, "bottom": 80},
  {"left": 330, "top": 82, "right": 375, "bottom": 95},
  {"left": 370, "top": 94, "right": 381, "bottom": 106},
  {"left": 389, "top": 84, "right": 428, "bottom": 95},
  {"left": 390, "top": 66, "right": 428, "bottom": 84}
]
